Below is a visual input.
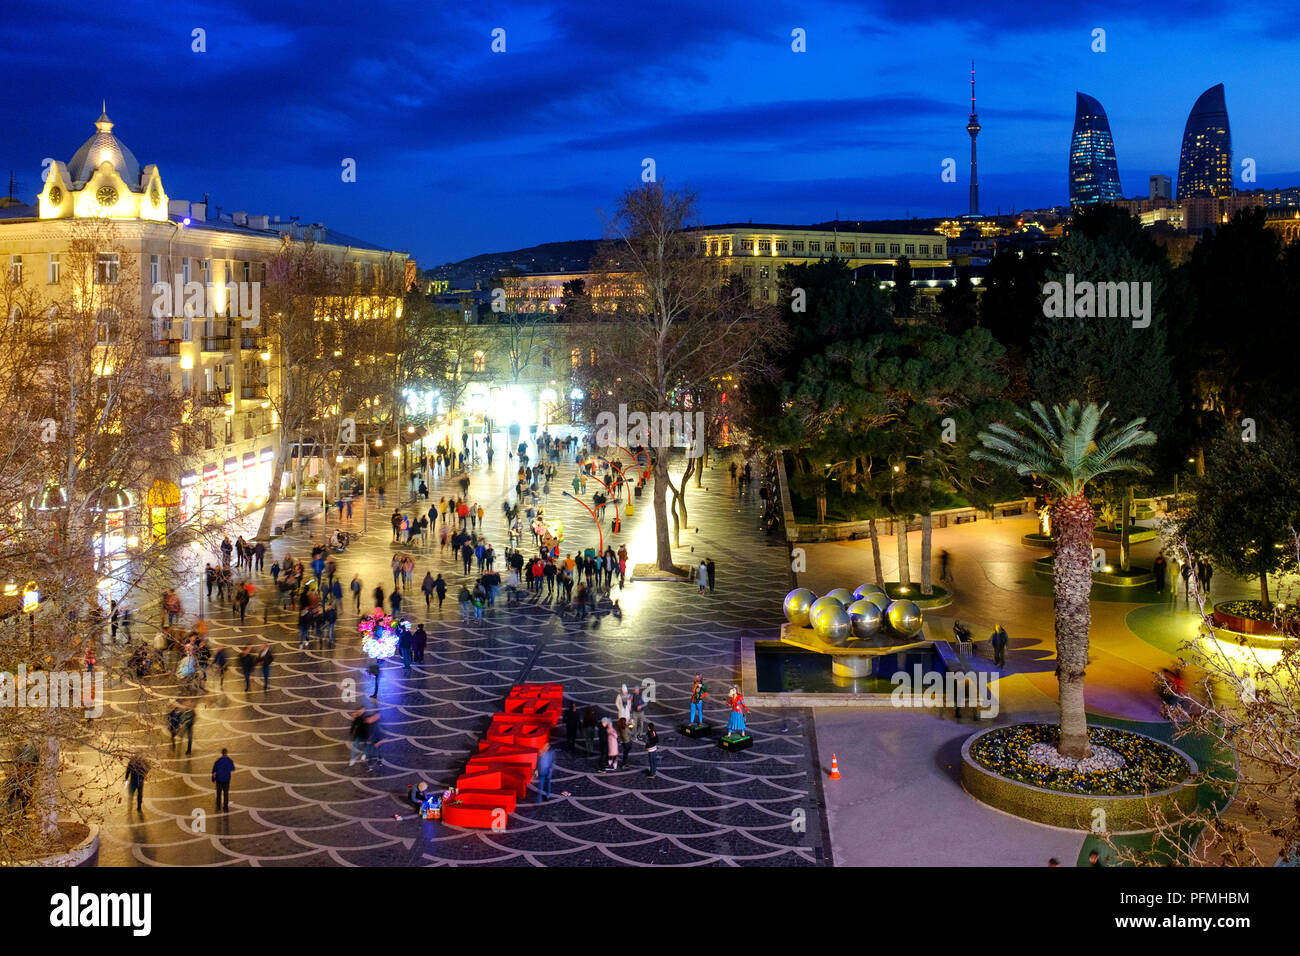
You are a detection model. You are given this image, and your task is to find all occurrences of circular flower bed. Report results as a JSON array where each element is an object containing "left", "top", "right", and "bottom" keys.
[
  {"left": 969, "top": 723, "right": 1188, "bottom": 796},
  {"left": 1211, "top": 601, "right": 1296, "bottom": 638}
]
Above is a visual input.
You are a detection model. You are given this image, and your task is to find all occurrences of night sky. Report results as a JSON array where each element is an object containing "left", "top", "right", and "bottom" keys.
[{"left": 3, "top": 0, "right": 1297, "bottom": 266}]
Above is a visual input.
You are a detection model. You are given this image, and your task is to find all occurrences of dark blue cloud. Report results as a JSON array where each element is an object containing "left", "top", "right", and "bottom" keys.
[{"left": 0, "top": 0, "right": 1295, "bottom": 265}]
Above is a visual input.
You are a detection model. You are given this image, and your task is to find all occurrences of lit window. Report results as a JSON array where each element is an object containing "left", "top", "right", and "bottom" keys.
[
  {"left": 150, "top": 254, "right": 160, "bottom": 286},
  {"left": 571, "top": 348, "right": 580, "bottom": 368},
  {"left": 473, "top": 351, "right": 485, "bottom": 373},
  {"left": 95, "top": 253, "right": 119, "bottom": 285},
  {"left": 48, "top": 253, "right": 60, "bottom": 284},
  {"left": 8, "top": 255, "right": 21, "bottom": 284},
  {"left": 589, "top": 348, "right": 598, "bottom": 367}
]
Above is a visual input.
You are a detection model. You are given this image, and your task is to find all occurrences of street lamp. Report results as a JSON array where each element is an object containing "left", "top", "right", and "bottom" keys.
[{"left": 21, "top": 581, "right": 40, "bottom": 647}]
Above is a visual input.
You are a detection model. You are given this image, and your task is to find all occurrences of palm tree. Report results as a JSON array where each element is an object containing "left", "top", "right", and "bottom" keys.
[{"left": 972, "top": 401, "right": 1155, "bottom": 758}]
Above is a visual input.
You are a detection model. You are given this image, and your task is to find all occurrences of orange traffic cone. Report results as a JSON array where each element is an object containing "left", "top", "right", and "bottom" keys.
[{"left": 829, "top": 754, "right": 842, "bottom": 780}]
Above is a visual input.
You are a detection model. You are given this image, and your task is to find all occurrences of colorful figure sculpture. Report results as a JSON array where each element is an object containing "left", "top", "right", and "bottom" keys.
[
  {"left": 726, "top": 686, "right": 748, "bottom": 736},
  {"left": 689, "top": 674, "right": 709, "bottom": 724}
]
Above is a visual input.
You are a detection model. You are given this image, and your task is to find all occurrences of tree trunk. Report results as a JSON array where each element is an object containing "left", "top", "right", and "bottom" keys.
[
  {"left": 678, "top": 459, "right": 694, "bottom": 530},
  {"left": 37, "top": 736, "right": 59, "bottom": 839},
  {"left": 1052, "top": 491, "right": 1095, "bottom": 759},
  {"left": 255, "top": 445, "right": 289, "bottom": 539},
  {"left": 868, "top": 517, "right": 884, "bottom": 586},
  {"left": 896, "top": 516, "right": 911, "bottom": 588},
  {"left": 293, "top": 436, "right": 304, "bottom": 519},
  {"left": 652, "top": 454, "right": 675, "bottom": 571},
  {"left": 695, "top": 444, "right": 704, "bottom": 487},
  {"left": 1260, "top": 573, "right": 1270, "bottom": 606},
  {"left": 920, "top": 512, "right": 933, "bottom": 596},
  {"left": 1119, "top": 486, "right": 1132, "bottom": 572},
  {"left": 816, "top": 494, "right": 827, "bottom": 525}
]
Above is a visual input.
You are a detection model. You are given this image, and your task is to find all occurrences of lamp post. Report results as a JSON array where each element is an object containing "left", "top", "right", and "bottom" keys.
[
  {"left": 359, "top": 461, "right": 368, "bottom": 534},
  {"left": 22, "top": 581, "right": 39, "bottom": 647}
]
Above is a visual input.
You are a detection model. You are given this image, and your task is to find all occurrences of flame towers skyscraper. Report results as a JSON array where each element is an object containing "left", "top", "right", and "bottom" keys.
[
  {"left": 1069, "top": 92, "right": 1122, "bottom": 207},
  {"left": 1176, "top": 83, "right": 1232, "bottom": 200}
]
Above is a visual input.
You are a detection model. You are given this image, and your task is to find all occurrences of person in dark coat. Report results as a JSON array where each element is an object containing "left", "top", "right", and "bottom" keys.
[
  {"left": 211, "top": 749, "right": 235, "bottom": 811},
  {"left": 238, "top": 647, "right": 255, "bottom": 690},
  {"left": 1152, "top": 554, "right": 1167, "bottom": 594},
  {"left": 563, "top": 701, "right": 580, "bottom": 751},
  {"left": 124, "top": 754, "right": 149, "bottom": 813},
  {"left": 705, "top": 558, "right": 716, "bottom": 593},
  {"left": 412, "top": 624, "right": 427, "bottom": 663}
]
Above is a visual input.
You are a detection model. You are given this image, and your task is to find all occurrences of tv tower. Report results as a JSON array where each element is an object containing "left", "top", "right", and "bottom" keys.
[{"left": 966, "top": 61, "right": 980, "bottom": 216}]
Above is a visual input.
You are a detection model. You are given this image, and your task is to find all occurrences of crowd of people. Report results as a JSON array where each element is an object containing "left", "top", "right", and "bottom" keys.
[{"left": 98, "top": 432, "right": 751, "bottom": 811}]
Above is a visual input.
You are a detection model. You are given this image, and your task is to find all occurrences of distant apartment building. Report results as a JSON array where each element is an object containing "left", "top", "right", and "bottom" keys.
[{"left": 505, "top": 223, "right": 948, "bottom": 312}]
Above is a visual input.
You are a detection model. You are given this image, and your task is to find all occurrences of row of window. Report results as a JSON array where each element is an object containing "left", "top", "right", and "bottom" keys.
[
  {"left": 6, "top": 253, "right": 269, "bottom": 288},
  {"left": 700, "top": 239, "right": 943, "bottom": 257}
]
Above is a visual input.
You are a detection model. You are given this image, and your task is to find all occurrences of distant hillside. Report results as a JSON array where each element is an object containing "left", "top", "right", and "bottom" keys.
[{"left": 426, "top": 238, "right": 600, "bottom": 288}]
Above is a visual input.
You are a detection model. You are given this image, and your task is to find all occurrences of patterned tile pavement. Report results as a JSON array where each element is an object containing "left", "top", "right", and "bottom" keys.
[{"left": 88, "top": 451, "right": 829, "bottom": 866}]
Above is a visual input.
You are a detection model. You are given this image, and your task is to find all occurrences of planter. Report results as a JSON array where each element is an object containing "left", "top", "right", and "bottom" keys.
[
  {"left": 1032, "top": 556, "right": 1154, "bottom": 587},
  {"left": 961, "top": 725, "right": 1198, "bottom": 832},
  {"left": 2, "top": 821, "right": 99, "bottom": 867},
  {"left": 1021, "top": 532, "right": 1056, "bottom": 549},
  {"left": 1211, "top": 603, "right": 1288, "bottom": 637},
  {"left": 1094, "top": 526, "right": 1158, "bottom": 545},
  {"left": 883, "top": 582, "right": 951, "bottom": 609}
]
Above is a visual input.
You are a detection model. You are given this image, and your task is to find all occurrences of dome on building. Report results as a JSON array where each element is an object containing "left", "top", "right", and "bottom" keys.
[{"left": 67, "top": 104, "right": 141, "bottom": 188}]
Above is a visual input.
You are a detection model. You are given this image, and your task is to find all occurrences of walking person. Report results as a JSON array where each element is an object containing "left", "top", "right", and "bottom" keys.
[
  {"left": 563, "top": 701, "right": 580, "bottom": 752},
  {"left": 434, "top": 573, "right": 447, "bottom": 610},
  {"left": 257, "top": 644, "right": 273, "bottom": 690},
  {"left": 124, "top": 753, "right": 149, "bottom": 814},
  {"left": 238, "top": 647, "right": 254, "bottom": 691},
  {"left": 534, "top": 740, "right": 556, "bottom": 802},
  {"left": 211, "top": 748, "right": 235, "bottom": 812},
  {"left": 645, "top": 723, "right": 660, "bottom": 778},
  {"left": 348, "top": 707, "right": 371, "bottom": 766},
  {"left": 1153, "top": 554, "right": 1167, "bottom": 595},
  {"left": 421, "top": 571, "right": 435, "bottom": 611},
  {"left": 990, "top": 623, "right": 1009, "bottom": 669},
  {"left": 351, "top": 575, "right": 362, "bottom": 613},
  {"left": 706, "top": 558, "right": 716, "bottom": 593},
  {"left": 697, "top": 559, "right": 708, "bottom": 595}
]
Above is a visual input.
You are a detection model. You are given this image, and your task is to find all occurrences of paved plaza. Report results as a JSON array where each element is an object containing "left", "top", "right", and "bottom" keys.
[
  {"left": 89, "top": 452, "right": 829, "bottom": 866},
  {"left": 75, "top": 451, "right": 1256, "bottom": 867}
]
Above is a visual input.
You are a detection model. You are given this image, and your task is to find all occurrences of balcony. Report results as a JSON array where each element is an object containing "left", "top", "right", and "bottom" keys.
[
  {"left": 198, "top": 388, "right": 231, "bottom": 408},
  {"left": 202, "top": 335, "right": 233, "bottom": 353},
  {"left": 241, "top": 383, "right": 268, "bottom": 400},
  {"left": 147, "top": 339, "right": 181, "bottom": 357},
  {"left": 240, "top": 333, "right": 266, "bottom": 351}
]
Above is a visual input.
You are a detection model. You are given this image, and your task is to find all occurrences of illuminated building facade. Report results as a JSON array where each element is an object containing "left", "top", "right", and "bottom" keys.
[
  {"left": 1069, "top": 93, "right": 1122, "bottom": 207},
  {"left": 0, "top": 107, "right": 406, "bottom": 536},
  {"left": 1176, "top": 84, "right": 1232, "bottom": 200}
]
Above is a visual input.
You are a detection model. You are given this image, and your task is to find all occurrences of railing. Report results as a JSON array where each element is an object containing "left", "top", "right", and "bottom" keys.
[
  {"left": 241, "top": 384, "right": 268, "bottom": 400},
  {"left": 197, "top": 389, "right": 230, "bottom": 408},
  {"left": 147, "top": 339, "right": 181, "bottom": 357},
  {"left": 201, "top": 335, "right": 232, "bottom": 352},
  {"left": 240, "top": 335, "right": 266, "bottom": 350}
]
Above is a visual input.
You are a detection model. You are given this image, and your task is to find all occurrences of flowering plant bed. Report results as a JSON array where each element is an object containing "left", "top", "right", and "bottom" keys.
[
  {"left": 969, "top": 723, "right": 1188, "bottom": 796},
  {"left": 1212, "top": 601, "right": 1294, "bottom": 637}
]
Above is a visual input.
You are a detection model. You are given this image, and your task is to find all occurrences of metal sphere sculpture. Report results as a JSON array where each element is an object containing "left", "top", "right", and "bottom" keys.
[
  {"left": 853, "top": 583, "right": 887, "bottom": 602},
  {"left": 813, "top": 604, "right": 852, "bottom": 645},
  {"left": 809, "top": 596, "right": 844, "bottom": 629},
  {"left": 885, "top": 599, "right": 924, "bottom": 638},
  {"left": 825, "top": 587, "right": 856, "bottom": 607},
  {"left": 861, "top": 589, "right": 892, "bottom": 612},
  {"left": 846, "top": 599, "right": 883, "bottom": 638},
  {"left": 783, "top": 588, "right": 818, "bottom": 628}
]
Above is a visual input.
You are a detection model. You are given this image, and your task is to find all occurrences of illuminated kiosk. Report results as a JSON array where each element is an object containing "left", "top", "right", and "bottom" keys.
[{"left": 781, "top": 586, "right": 928, "bottom": 679}]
